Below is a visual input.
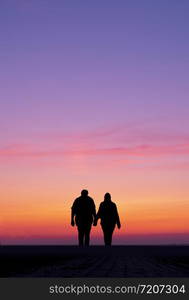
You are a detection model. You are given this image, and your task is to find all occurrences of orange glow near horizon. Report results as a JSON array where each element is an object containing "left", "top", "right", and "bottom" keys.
[{"left": 1, "top": 176, "right": 189, "bottom": 244}]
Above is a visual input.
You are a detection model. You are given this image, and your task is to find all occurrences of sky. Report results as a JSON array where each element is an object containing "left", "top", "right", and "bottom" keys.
[{"left": 0, "top": 0, "right": 189, "bottom": 245}]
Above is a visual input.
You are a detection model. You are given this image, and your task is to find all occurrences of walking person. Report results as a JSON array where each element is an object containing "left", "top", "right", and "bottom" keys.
[
  {"left": 95, "top": 193, "right": 121, "bottom": 246},
  {"left": 71, "top": 190, "right": 96, "bottom": 246}
]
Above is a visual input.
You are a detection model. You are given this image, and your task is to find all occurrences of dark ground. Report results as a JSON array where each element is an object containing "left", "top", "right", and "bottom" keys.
[{"left": 1, "top": 245, "right": 189, "bottom": 277}]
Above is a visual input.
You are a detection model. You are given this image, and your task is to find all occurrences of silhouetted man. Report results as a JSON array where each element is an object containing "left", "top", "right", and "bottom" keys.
[
  {"left": 95, "top": 193, "right": 121, "bottom": 246},
  {"left": 71, "top": 190, "right": 96, "bottom": 246}
]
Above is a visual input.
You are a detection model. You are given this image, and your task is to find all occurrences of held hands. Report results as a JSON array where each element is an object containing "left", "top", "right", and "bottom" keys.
[
  {"left": 93, "top": 219, "right": 97, "bottom": 226},
  {"left": 117, "top": 223, "right": 121, "bottom": 229},
  {"left": 71, "top": 220, "right": 75, "bottom": 227}
]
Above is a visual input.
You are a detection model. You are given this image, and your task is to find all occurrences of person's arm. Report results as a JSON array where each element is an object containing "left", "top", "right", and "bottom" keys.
[
  {"left": 94, "top": 203, "right": 102, "bottom": 226},
  {"left": 71, "top": 200, "right": 76, "bottom": 226},
  {"left": 92, "top": 199, "right": 97, "bottom": 226},
  {"left": 71, "top": 209, "right": 75, "bottom": 226},
  {"left": 115, "top": 205, "right": 121, "bottom": 229}
]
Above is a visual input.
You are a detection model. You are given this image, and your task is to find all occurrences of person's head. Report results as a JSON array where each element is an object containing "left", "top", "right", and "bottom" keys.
[
  {"left": 81, "top": 189, "right": 88, "bottom": 197},
  {"left": 104, "top": 193, "right": 111, "bottom": 202}
]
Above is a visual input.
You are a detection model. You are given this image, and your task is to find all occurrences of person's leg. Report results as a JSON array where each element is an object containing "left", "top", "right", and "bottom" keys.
[
  {"left": 78, "top": 226, "right": 84, "bottom": 246},
  {"left": 103, "top": 225, "right": 115, "bottom": 246},
  {"left": 84, "top": 224, "right": 91, "bottom": 246},
  {"left": 107, "top": 230, "right": 112, "bottom": 245},
  {"left": 102, "top": 225, "right": 108, "bottom": 246},
  {"left": 105, "top": 233, "right": 109, "bottom": 245},
  {"left": 108, "top": 226, "right": 115, "bottom": 246}
]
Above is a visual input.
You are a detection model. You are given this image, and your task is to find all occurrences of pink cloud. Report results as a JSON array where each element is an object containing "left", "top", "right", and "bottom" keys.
[
  {"left": 37, "top": 124, "right": 189, "bottom": 145},
  {"left": 1, "top": 126, "right": 189, "bottom": 171},
  {"left": 0, "top": 142, "right": 189, "bottom": 159}
]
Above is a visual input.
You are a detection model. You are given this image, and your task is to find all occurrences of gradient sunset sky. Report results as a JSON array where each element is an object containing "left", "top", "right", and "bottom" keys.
[{"left": 0, "top": 0, "right": 189, "bottom": 245}]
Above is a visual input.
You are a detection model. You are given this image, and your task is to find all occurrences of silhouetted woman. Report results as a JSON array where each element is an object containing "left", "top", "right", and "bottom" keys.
[{"left": 96, "top": 193, "right": 121, "bottom": 246}]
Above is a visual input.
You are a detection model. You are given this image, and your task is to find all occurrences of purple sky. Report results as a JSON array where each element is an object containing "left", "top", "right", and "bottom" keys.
[{"left": 1, "top": 0, "right": 189, "bottom": 141}]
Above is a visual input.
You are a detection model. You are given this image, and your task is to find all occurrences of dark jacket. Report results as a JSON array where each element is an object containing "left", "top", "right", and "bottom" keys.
[
  {"left": 72, "top": 196, "right": 96, "bottom": 226},
  {"left": 96, "top": 200, "right": 120, "bottom": 228}
]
